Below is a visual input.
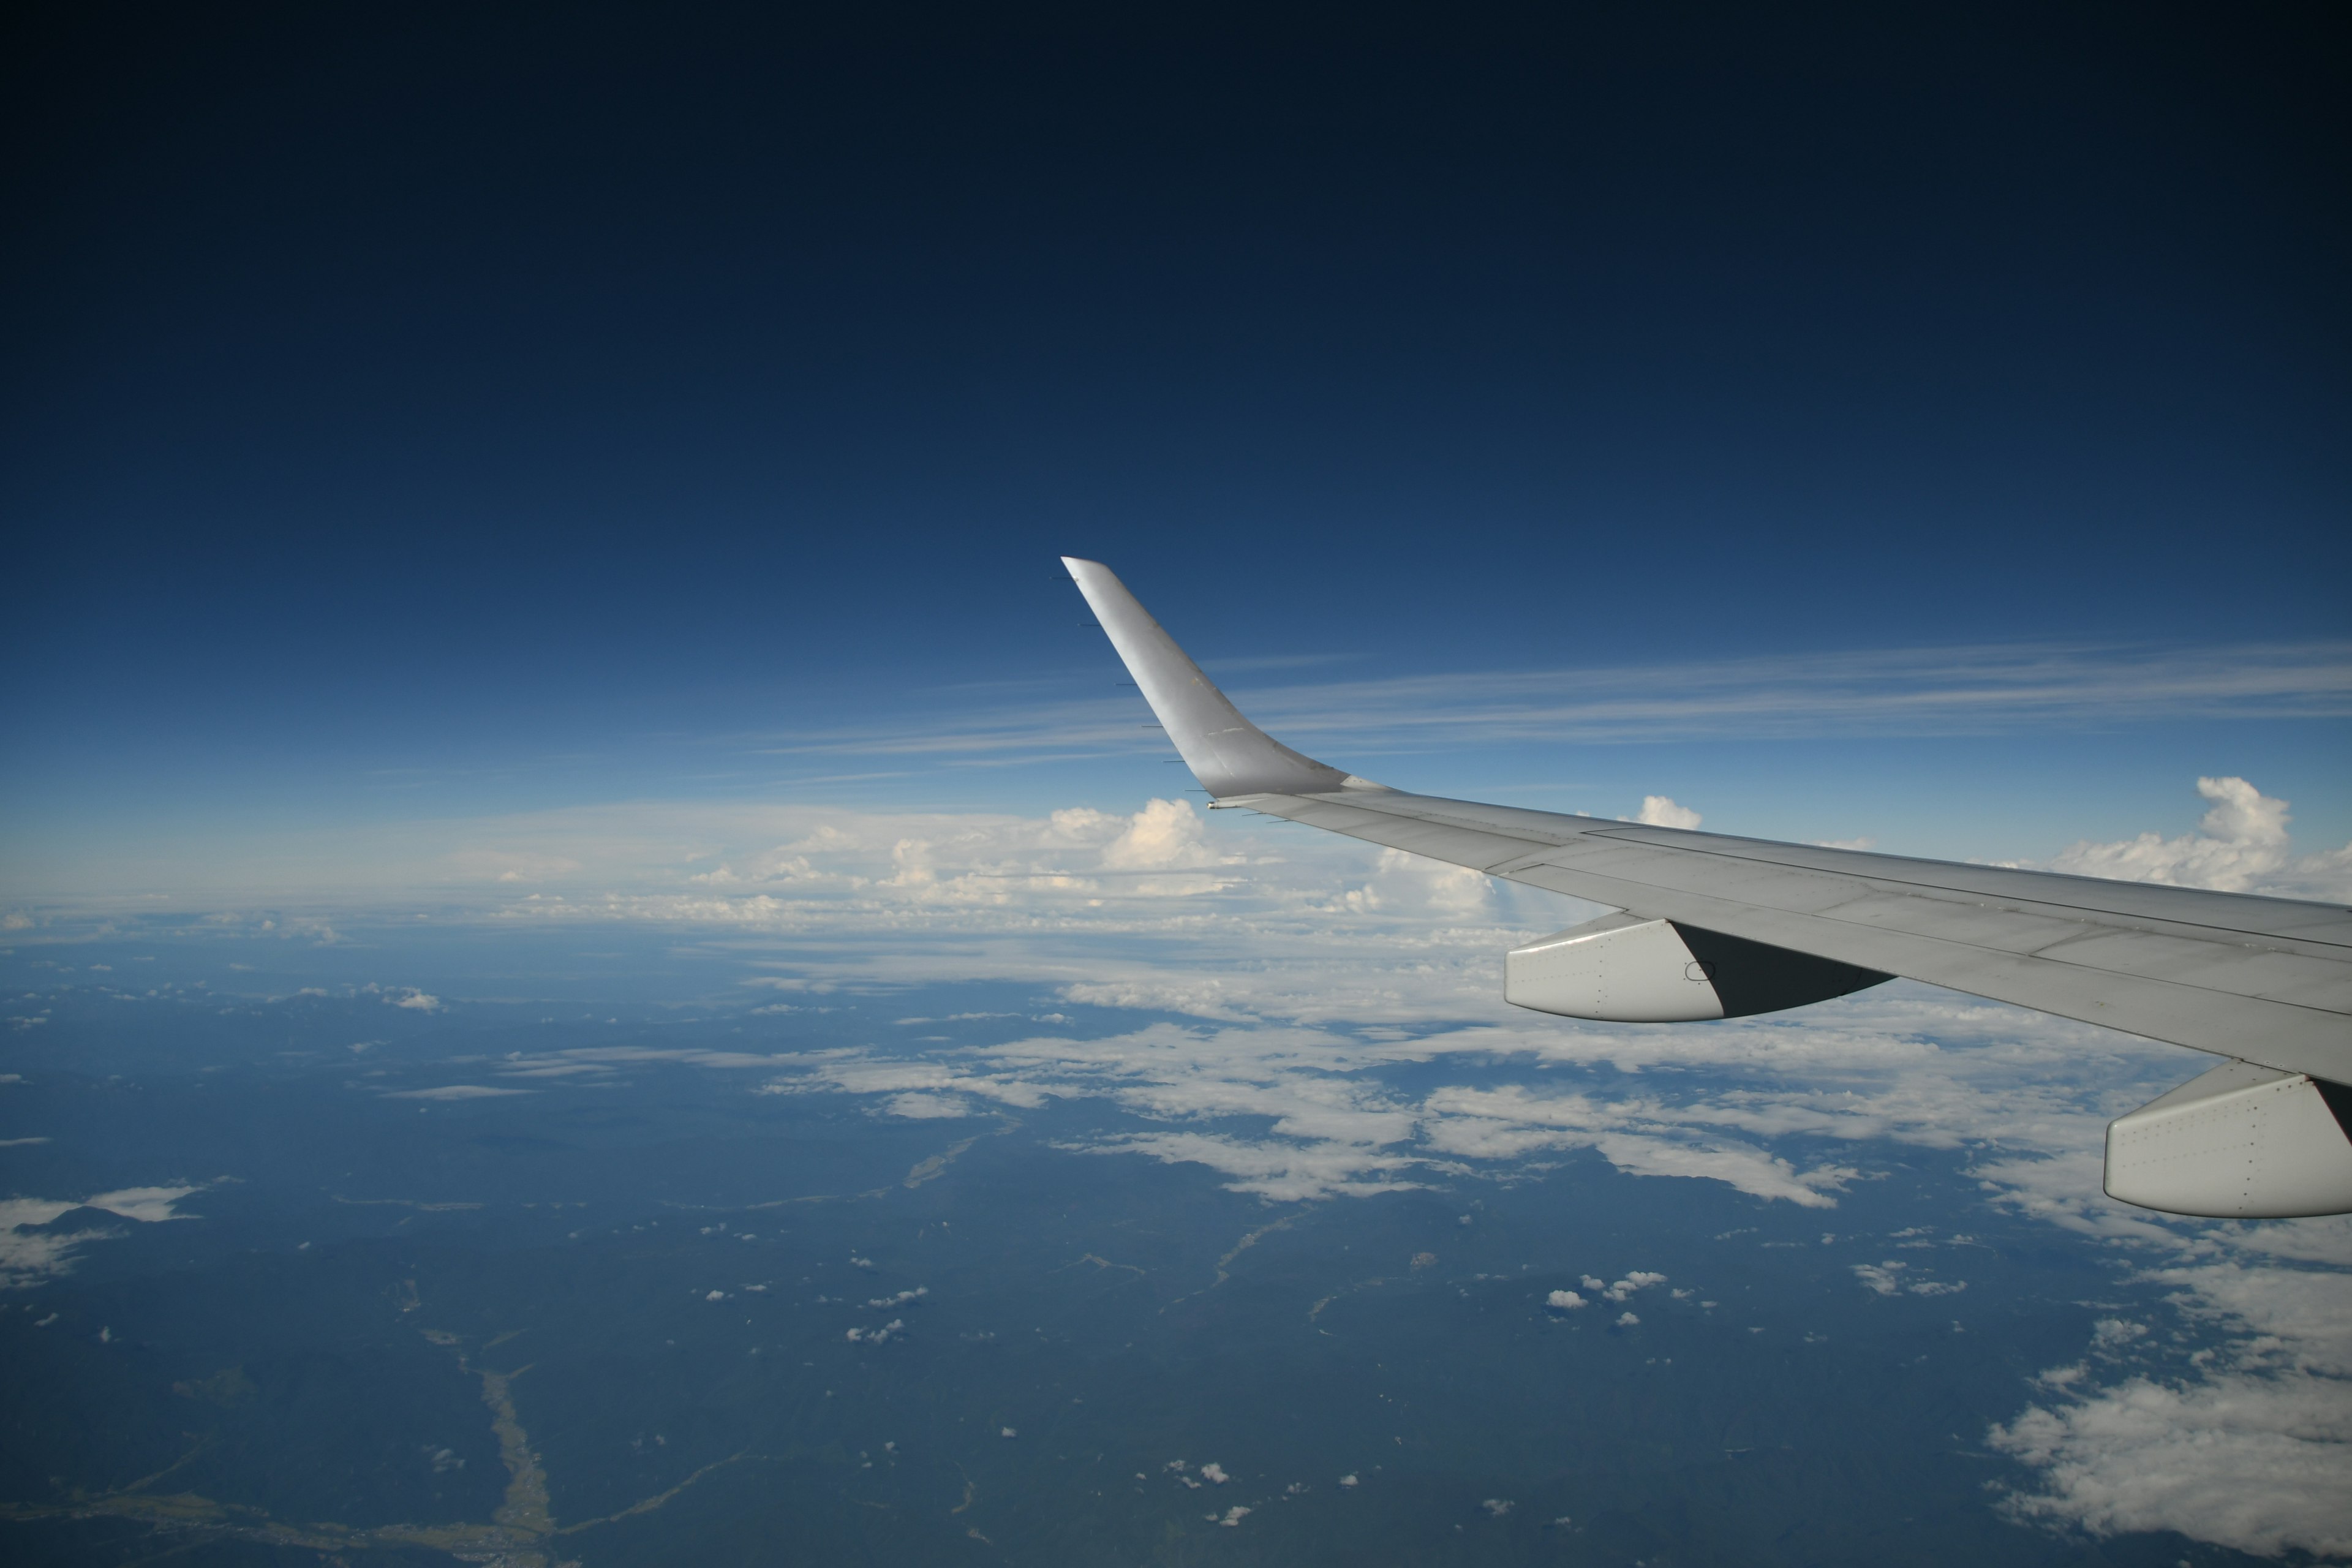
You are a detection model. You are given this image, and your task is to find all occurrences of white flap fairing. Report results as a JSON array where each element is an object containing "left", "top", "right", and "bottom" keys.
[
  {"left": 1507, "top": 913, "right": 1726, "bottom": 1022},
  {"left": 2105, "top": 1058, "right": 2352, "bottom": 1218}
]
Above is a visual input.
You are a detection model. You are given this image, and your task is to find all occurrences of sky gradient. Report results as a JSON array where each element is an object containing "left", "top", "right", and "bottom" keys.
[{"left": 4, "top": 4, "right": 2348, "bottom": 899}]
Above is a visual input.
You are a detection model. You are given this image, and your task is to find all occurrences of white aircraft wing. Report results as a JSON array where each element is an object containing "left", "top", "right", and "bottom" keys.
[{"left": 1064, "top": 556, "right": 2352, "bottom": 1218}]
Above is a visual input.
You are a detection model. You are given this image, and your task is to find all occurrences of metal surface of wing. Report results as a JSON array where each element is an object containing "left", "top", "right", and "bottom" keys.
[
  {"left": 1238, "top": 786, "right": 2352, "bottom": 1084},
  {"left": 1061, "top": 556, "right": 2352, "bottom": 1090}
]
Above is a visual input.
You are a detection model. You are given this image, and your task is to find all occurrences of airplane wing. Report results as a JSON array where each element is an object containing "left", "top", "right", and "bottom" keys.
[{"left": 1063, "top": 556, "right": 2352, "bottom": 1218}]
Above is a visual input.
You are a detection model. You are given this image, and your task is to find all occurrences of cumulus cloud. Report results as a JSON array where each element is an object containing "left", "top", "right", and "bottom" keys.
[
  {"left": 1317, "top": 849, "right": 1495, "bottom": 919},
  {"left": 1853, "top": 1262, "right": 1905, "bottom": 1296},
  {"left": 1990, "top": 1376, "right": 2352, "bottom": 1557},
  {"left": 1985, "top": 1236, "right": 2352, "bottom": 1558},
  {"left": 1632, "top": 796, "right": 1702, "bottom": 830},
  {"left": 1546, "top": 1289, "right": 1586, "bottom": 1311},
  {"left": 1852, "top": 1259, "right": 1967, "bottom": 1299},
  {"left": 1602, "top": 1271, "right": 1667, "bottom": 1302},
  {"left": 2045, "top": 777, "right": 2352, "bottom": 899},
  {"left": 1099, "top": 799, "right": 1218, "bottom": 872}
]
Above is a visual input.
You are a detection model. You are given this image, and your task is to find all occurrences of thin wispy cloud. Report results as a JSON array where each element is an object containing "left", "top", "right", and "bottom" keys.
[{"left": 736, "top": 639, "right": 2352, "bottom": 764}]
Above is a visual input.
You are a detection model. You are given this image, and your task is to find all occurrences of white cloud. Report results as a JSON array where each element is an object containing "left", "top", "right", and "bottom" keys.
[
  {"left": 85, "top": 1186, "right": 202, "bottom": 1224},
  {"left": 1990, "top": 1375, "right": 2352, "bottom": 1557},
  {"left": 1853, "top": 1262, "right": 1905, "bottom": 1295},
  {"left": 1075, "top": 1131, "right": 1422, "bottom": 1203},
  {"left": 883, "top": 1093, "right": 971, "bottom": 1118},
  {"left": 1100, "top": 798, "right": 1217, "bottom": 873},
  {"left": 1602, "top": 1271, "right": 1666, "bottom": 1302},
  {"left": 761, "top": 1056, "right": 1057, "bottom": 1113},
  {"left": 1983, "top": 1218, "right": 2352, "bottom": 1559},
  {"left": 2090, "top": 1317, "right": 2147, "bottom": 1351},
  {"left": 390, "top": 989, "right": 442, "bottom": 1012},
  {"left": 747, "top": 984, "right": 2192, "bottom": 1220},
  {"left": 544, "top": 839, "right": 2339, "bottom": 1565},
  {"left": 1219, "top": 1506, "right": 1251, "bottom": 1526},
  {"left": 2045, "top": 777, "right": 2352, "bottom": 899},
  {"left": 1632, "top": 796, "right": 1702, "bottom": 830},
  {"left": 1199, "top": 1462, "right": 1229, "bottom": 1484},
  {"left": 0, "top": 1229, "right": 96, "bottom": 1291},
  {"left": 719, "top": 638, "right": 2352, "bottom": 771},
  {"left": 381, "top": 1085, "right": 533, "bottom": 1101},
  {"left": 1616, "top": 1311, "right": 1640, "bottom": 1327},
  {"left": 36, "top": 780, "right": 2337, "bottom": 1565},
  {"left": 1546, "top": 1289, "right": 1586, "bottom": 1311},
  {"left": 1, "top": 1185, "right": 205, "bottom": 1289}
]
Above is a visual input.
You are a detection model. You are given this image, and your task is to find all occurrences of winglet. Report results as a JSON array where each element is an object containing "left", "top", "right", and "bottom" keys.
[{"left": 1064, "top": 557, "right": 1368, "bottom": 799}]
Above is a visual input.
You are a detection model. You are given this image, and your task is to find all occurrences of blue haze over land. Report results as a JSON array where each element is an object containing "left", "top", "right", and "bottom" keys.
[{"left": 2, "top": 4, "right": 2349, "bottom": 1564}]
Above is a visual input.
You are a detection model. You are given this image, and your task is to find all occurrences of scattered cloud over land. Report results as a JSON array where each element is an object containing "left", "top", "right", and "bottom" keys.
[
  {"left": 1989, "top": 1253, "right": 2352, "bottom": 1558},
  {"left": 0, "top": 1185, "right": 205, "bottom": 1289},
  {"left": 9, "top": 771, "right": 2343, "bottom": 1560}
]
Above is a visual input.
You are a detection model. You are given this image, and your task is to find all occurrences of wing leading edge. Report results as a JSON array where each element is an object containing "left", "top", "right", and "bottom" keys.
[{"left": 1064, "top": 557, "right": 2352, "bottom": 1216}]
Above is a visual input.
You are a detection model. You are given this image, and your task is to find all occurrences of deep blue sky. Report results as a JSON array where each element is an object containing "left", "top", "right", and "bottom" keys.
[{"left": 3, "top": 2, "right": 2347, "bottom": 886}]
